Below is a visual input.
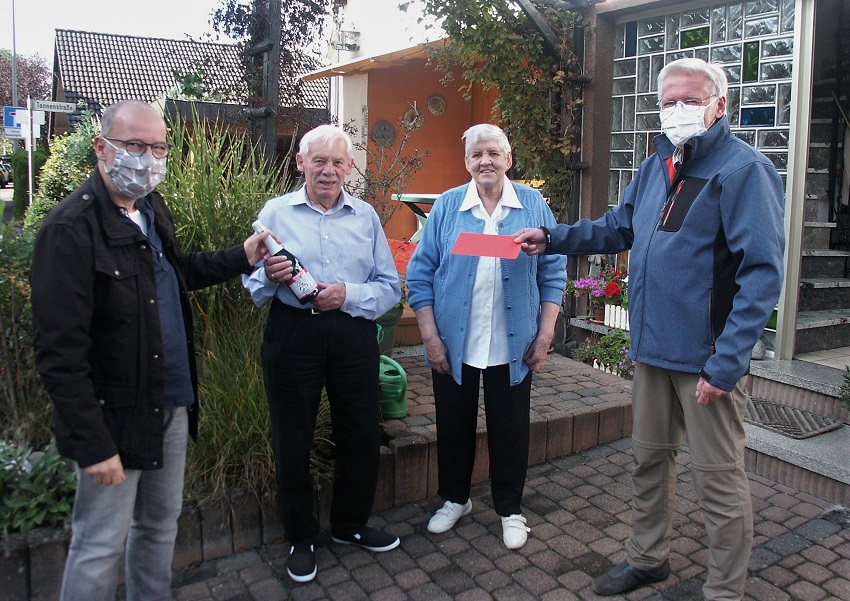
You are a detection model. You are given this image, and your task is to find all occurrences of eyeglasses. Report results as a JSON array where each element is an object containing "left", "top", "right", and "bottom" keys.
[
  {"left": 658, "top": 95, "right": 717, "bottom": 112},
  {"left": 104, "top": 137, "right": 170, "bottom": 159}
]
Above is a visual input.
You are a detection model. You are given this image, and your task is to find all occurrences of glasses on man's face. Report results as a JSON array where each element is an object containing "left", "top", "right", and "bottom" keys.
[
  {"left": 658, "top": 94, "right": 717, "bottom": 112},
  {"left": 104, "top": 137, "right": 170, "bottom": 159}
]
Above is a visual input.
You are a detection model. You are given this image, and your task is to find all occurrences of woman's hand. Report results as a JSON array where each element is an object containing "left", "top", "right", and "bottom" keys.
[
  {"left": 423, "top": 335, "right": 450, "bottom": 374},
  {"left": 525, "top": 302, "right": 560, "bottom": 372},
  {"left": 524, "top": 332, "right": 553, "bottom": 372},
  {"left": 413, "top": 306, "right": 451, "bottom": 374}
]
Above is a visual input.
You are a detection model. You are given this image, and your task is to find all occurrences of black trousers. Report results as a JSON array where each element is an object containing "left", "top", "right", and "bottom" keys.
[
  {"left": 262, "top": 300, "right": 381, "bottom": 544},
  {"left": 431, "top": 363, "right": 532, "bottom": 516}
]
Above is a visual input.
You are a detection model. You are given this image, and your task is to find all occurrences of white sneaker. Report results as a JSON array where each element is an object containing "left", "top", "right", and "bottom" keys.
[
  {"left": 501, "top": 514, "right": 530, "bottom": 549},
  {"left": 427, "top": 499, "right": 472, "bottom": 533}
]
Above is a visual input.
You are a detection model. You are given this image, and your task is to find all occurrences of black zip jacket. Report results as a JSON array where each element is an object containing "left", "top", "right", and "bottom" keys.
[{"left": 31, "top": 170, "right": 250, "bottom": 470}]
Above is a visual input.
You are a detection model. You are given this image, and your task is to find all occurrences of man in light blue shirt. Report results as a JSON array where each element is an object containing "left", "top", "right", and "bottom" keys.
[{"left": 243, "top": 125, "right": 401, "bottom": 583}]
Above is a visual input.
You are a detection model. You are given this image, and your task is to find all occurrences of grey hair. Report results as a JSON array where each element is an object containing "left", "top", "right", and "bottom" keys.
[
  {"left": 657, "top": 58, "right": 728, "bottom": 100},
  {"left": 299, "top": 124, "right": 354, "bottom": 158},
  {"left": 100, "top": 100, "right": 161, "bottom": 137},
  {"left": 462, "top": 123, "right": 511, "bottom": 156}
]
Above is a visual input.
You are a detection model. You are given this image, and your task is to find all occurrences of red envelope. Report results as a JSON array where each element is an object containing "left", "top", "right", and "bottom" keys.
[{"left": 450, "top": 232, "right": 522, "bottom": 259}]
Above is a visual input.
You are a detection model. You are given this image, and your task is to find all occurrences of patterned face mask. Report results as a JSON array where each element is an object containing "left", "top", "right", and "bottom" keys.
[{"left": 103, "top": 141, "right": 167, "bottom": 199}]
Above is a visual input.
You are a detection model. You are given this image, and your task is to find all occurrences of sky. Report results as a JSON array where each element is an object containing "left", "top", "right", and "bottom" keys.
[{"left": 2, "top": 0, "right": 232, "bottom": 63}]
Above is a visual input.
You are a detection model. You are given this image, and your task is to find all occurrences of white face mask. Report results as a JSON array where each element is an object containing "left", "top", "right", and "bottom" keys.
[
  {"left": 105, "top": 146, "right": 167, "bottom": 199},
  {"left": 660, "top": 104, "right": 710, "bottom": 148}
]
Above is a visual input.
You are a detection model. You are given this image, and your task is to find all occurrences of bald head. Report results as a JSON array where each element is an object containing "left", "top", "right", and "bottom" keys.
[{"left": 100, "top": 100, "right": 164, "bottom": 138}]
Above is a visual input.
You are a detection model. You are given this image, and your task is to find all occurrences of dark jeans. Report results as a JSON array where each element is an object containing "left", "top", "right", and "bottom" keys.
[
  {"left": 262, "top": 300, "right": 382, "bottom": 544},
  {"left": 431, "top": 363, "right": 532, "bottom": 516}
]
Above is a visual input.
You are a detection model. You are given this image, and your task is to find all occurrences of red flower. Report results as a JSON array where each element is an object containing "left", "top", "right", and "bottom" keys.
[{"left": 605, "top": 281, "right": 621, "bottom": 297}]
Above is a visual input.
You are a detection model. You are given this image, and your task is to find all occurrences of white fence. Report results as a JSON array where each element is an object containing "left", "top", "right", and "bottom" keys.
[{"left": 603, "top": 304, "right": 629, "bottom": 330}]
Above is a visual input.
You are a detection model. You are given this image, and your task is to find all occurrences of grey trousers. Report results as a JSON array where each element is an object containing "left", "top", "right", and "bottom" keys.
[
  {"left": 625, "top": 362, "right": 752, "bottom": 601},
  {"left": 60, "top": 407, "right": 188, "bottom": 601}
]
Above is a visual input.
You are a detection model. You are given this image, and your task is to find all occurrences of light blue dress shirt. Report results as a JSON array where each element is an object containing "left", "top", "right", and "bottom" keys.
[{"left": 242, "top": 187, "right": 401, "bottom": 320}]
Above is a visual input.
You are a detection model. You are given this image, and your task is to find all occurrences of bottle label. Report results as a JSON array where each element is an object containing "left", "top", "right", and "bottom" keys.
[{"left": 287, "top": 270, "right": 319, "bottom": 301}]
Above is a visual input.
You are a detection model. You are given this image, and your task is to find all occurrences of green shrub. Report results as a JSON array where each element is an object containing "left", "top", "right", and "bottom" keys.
[
  {"left": 24, "top": 113, "right": 99, "bottom": 233},
  {"left": 569, "top": 329, "right": 634, "bottom": 380},
  {"left": 570, "top": 338, "right": 597, "bottom": 365},
  {"left": 160, "top": 109, "right": 334, "bottom": 498},
  {"left": 596, "top": 328, "right": 634, "bottom": 379},
  {"left": 0, "top": 224, "right": 51, "bottom": 446},
  {"left": 12, "top": 148, "right": 48, "bottom": 222},
  {"left": 0, "top": 441, "right": 75, "bottom": 535}
]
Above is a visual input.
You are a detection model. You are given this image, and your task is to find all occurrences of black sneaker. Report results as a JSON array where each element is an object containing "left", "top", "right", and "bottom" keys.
[
  {"left": 331, "top": 526, "right": 400, "bottom": 552},
  {"left": 286, "top": 542, "right": 316, "bottom": 583}
]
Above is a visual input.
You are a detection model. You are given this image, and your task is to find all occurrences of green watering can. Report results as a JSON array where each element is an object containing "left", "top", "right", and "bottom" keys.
[{"left": 378, "top": 355, "right": 408, "bottom": 419}]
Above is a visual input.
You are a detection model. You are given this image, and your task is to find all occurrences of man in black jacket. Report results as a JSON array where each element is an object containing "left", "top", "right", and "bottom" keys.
[{"left": 31, "top": 100, "right": 269, "bottom": 601}]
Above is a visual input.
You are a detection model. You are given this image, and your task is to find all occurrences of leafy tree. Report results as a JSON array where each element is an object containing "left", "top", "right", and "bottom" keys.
[
  {"left": 210, "top": 0, "right": 340, "bottom": 114},
  {"left": 0, "top": 49, "right": 50, "bottom": 109},
  {"left": 343, "top": 114, "right": 429, "bottom": 227},
  {"left": 412, "top": 0, "right": 587, "bottom": 221}
]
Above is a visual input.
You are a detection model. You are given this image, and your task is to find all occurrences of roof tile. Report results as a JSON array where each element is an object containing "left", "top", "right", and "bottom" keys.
[{"left": 54, "top": 29, "right": 329, "bottom": 125}]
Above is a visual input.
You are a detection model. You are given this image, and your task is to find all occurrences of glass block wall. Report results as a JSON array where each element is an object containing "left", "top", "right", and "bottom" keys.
[{"left": 609, "top": 0, "right": 795, "bottom": 205}]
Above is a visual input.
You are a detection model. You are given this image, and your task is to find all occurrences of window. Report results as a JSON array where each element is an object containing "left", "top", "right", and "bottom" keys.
[{"left": 609, "top": 0, "right": 795, "bottom": 206}]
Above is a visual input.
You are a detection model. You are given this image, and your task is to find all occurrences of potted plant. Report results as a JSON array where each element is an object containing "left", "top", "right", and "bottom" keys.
[
  {"left": 567, "top": 263, "right": 628, "bottom": 322},
  {"left": 571, "top": 328, "right": 634, "bottom": 379},
  {"left": 595, "top": 328, "right": 634, "bottom": 379},
  {"left": 378, "top": 238, "right": 418, "bottom": 355}
]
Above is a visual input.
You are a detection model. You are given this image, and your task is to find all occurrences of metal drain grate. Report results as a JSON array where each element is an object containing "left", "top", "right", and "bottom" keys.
[{"left": 745, "top": 397, "right": 842, "bottom": 440}]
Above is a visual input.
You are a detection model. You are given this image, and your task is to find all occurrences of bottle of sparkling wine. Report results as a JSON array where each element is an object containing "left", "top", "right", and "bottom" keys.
[{"left": 252, "top": 220, "right": 320, "bottom": 304}]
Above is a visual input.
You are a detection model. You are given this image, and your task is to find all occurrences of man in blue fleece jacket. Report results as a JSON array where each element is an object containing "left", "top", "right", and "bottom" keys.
[{"left": 516, "top": 58, "right": 785, "bottom": 600}]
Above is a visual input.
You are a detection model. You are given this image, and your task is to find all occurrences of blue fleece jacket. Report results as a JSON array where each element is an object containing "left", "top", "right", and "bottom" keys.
[
  {"left": 547, "top": 116, "right": 785, "bottom": 391},
  {"left": 407, "top": 182, "right": 567, "bottom": 386}
]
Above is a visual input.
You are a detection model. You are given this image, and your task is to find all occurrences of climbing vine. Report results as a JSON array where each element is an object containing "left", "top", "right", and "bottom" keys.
[{"left": 410, "top": 0, "right": 587, "bottom": 221}]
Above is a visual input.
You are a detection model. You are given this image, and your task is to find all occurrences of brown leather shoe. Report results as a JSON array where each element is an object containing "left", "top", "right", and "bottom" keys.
[{"left": 591, "top": 559, "right": 670, "bottom": 596}]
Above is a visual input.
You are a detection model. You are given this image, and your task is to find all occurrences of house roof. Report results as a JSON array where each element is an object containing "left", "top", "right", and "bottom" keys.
[
  {"left": 53, "top": 29, "right": 329, "bottom": 127},
  {"left": 301, "top": 40, "right": 445, "bottom": 81}
]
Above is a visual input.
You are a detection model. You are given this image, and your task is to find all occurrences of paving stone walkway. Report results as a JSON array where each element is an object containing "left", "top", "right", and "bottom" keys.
[{"left": 167, "top": 438, "right": 850, "bottom": 601}]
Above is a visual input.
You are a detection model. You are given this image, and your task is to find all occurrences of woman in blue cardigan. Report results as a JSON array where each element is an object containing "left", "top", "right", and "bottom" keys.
[{"left": 406, "top": 124, "right": 566, "bottom": 549}]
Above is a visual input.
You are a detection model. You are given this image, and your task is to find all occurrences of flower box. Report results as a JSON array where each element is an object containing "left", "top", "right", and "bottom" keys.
[{"left": 567, "top": 263, "right": 627, "bottom": 319}]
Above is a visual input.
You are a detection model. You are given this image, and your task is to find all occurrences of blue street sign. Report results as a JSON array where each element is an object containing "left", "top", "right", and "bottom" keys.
[
  {"left": 4, "top": 106, "right": 26, "bottom": 128},
  {"left": 4, "top": 106, "right": 26, "bottom": 139}
]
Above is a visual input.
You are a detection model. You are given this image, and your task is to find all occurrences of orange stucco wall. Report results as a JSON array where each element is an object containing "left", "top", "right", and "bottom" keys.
[{"left": 367, "top": 58, "right": 499, "bottom": 240}]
